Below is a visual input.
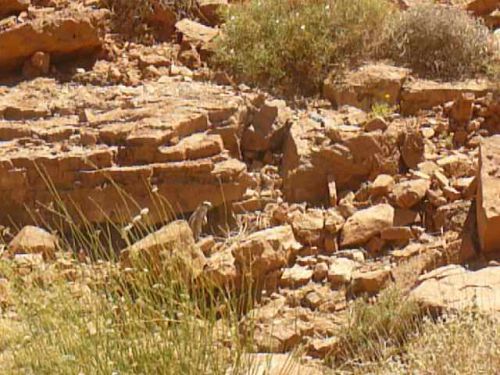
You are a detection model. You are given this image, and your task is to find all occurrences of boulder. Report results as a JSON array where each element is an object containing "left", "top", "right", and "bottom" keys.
[
  {"left": 0, "top": 0, "right": 29, "bottom": 19},
  {"left": 290, "top": 209, "right": 324, "bottom": 246},
  {"left": 0, "top": 11, "right": 101, "bottom": 72},
  {"left": 410, "top": 265, "right": 500, "bottom": 315},
  {"left": 477, "top": 135, "right": 500, "bottom": 253},
  {"left": 391, "top": 179, "right": 430, "bottom": 209},
  {"left": 280, "top": 265, "right": 313, "bottom": 288},
  {"left": 340, "top": 204, "right": 394, "bottom": 247},
  {"left": 8, "top": 225, "right": 58, "bottom": 260},
  {"left": 120, "top": 220, "right": 206, "bottom": 278},
  {"left": 323, "top": 64, "right": 410, "bottom": 111},
  {"left": 327, "top": 257, "right": 357, "bottom": 286},
  {"left": 197, "top": 0, "right": 228, "bottom": 26},
  {"left": 350, "top": 268, "right": 392, "bottom": 295},
  {"left": 231, "top": 225, "right": 302, "bottom": 280}
]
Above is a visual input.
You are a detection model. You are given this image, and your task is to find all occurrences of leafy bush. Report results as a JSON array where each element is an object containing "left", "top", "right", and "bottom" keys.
[
  {"left": 214, "top": 0, "right": 393, "bottom": 94},
  {"left": 384, "top": 4, "right": 493, "bottom": 79}
]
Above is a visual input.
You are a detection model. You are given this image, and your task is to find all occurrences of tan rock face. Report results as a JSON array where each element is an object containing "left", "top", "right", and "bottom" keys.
[
  {"left": 120, "top": 220, "right": 206, "bottom": 278},
  {"left": 340, "top": 204, "right": 394, "bottom": 247},
  {"left": 0, "top": 9, "right": 101, "bottom": 72},
  {"left": 0, "top": 0, "right": 29, "bottom": 19},
  {"left": 0, "top": 77, "right": 255, "bottom": 225},
  {"left": 8, "top": 225, "right": 58, "bottom": 260},
  {"left": 410, "top": 265, "right": 500, "bottom": 315},
  {"left": 477, "top": 135, "right": 500, "bottom": 253}
]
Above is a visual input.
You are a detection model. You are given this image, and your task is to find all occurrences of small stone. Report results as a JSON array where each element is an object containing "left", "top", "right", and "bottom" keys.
[
  {"left": 312, "top": 262, "right": 329, "bottom": 282},
  {"left": 370, "top": 174, "right": 395, "bottom": 197},
  {"left": 280, "top": 265, "right": 313, "bottom": 288},
  {"left": 327, "top": 258, "right": 357, "bottom": 286},
  {"left": 392, "top": 179, "right": 430, "bottom": 209},
  {"left": 8, "top": 226, "right": 58, "bottom": 260},
  {"left": 350, "top": 268, "right": 392, "bottom": 296}
]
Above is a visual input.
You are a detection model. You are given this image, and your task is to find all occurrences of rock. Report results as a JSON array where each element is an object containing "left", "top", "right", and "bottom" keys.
[
  {"left": 400, "top": 127, "right": 424, "bottom": 169},
  {"left": 350, "top": 268, "right": 392, "bottom": 295},
  {"left": 365, "top": 236, "right": 386, "bottom": 254},
  {"left": 340, "top": 204, "right": 394, "bottom": 247},
  {"left": 8, "top": 225, "right": 58, "bottom": 260},
  {"left": 0, "top": 77, "right": 255, "bottom": 226},
  {"left": 327, "top": 177, "right": 338, "bottom": 206},
  {"left": 228, "top": 353, "right": 322, "bottom": 375},
  {"left": 307, "top": 336, "right": 340, "bottom": 359},
  {"left": 280, "top": 265, "right": 313, "bottom": 288},
  {"left": 449, "top": 93, "right": 474, "bottom": 125},
  {"left": 324, "top": 209, "right": 345, "bottom": 234},
  {"left": 204, "top": 248, "right": 238, "bottom": 288},
  {"left": 120, "top": 220, "right": 206, "bottom": 278},
  {"left": 175, "top": 18, "right": 218, "bottom": 50},
  {"left": 400, "top": 79, "right": 492, "bottom": 115},
  {"left": 410, "top": 265, "right": 500, "bottom": 315},
  {"left": 312, "top": 262, "right": 328, "bottom": 282},
  {"left": 370, "top": 174, "right": 395, "bottom": 197},
  {"left": 0, "top": 11, "right": 101, "bottom": 72},
  {"left": 391, "top": 179, "right": 430, "bottom": 209},
  {"left": 323, "top": 64, "right": 411, "bottom": 111},
  {"left": 282, "top": 114, "right": 400, "bottom": 204},
  {"left": 232, "top": 225, "right": 302, "bottom": 281},
  {"left": 380, "top": 226, "right": 414, "bottom": 241},
  {"left": 327, "top": 257, "right": 357, "bottom": 286},
  {"left": 364, "top": 116, "right": 388, "bottom": 132},
  {"left": 291, "top": 210, "right": 324, "bottom": 246},
  {"left": 466, "top": 0, "right": 498, "bottom": 16},
  {"left": 0, "top": 0, "right": 29, "bottom": 19},
  {"left": 197, "top": 0, "right": 228, "bottom": 26},
  {"left": 477, "top": 135, "right": 500, "bottom": 253}
]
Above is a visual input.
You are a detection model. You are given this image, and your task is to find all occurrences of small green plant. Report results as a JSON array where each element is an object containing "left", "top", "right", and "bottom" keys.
[
  {"left": 214, "top": 0, "right": 393, "bottom": 94},
  {"left": 371, "top": 101, "right": 395, "bottom": 118},
  {"left": 384, "top": 4, "right": 494, "bottom": 79}
]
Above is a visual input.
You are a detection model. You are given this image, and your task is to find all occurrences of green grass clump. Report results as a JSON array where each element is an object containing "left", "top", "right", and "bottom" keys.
[
  {"left": 214, "top": 0, "right": 393, "bottom": 94},
  {"left": 384, "top": 4, "right": 494, "bottom": 80}
]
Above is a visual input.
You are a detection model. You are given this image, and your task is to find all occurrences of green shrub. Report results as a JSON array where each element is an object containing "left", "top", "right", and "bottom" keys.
[
  {"left": 384, "top": 4, "right": 493, "bottom": 79},
  {"left": 214, "top": 0, "right": 393, "bottom": 94}
]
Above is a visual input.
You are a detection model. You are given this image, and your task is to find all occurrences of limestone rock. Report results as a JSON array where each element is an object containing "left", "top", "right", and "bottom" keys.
[
  {"left": 8, "top": 225, "right": 58, "bottom": 260},
  {"left": 120, "top": 220, "right": 206, "bottom": 278},
  {"left": 410, "top": 265, "right": 500, "bottom": 315},
  {"left": 477, "top": 135, "right": 500, "bottom": 253},
  {"left": 340, "top": 204, "right": 394, "bottom": 247},
  {"left": 290, "top": 209, "right": 324, "bottom": 246}
]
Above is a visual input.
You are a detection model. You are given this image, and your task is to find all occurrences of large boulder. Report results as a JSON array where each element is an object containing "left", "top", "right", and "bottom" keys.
[
  {"left": 323, "top": 64, "right": 410, "bottom": 111},
  {"left": 231, "top": 225, "right": 302, "bottom": 280},
  {"left": 8, "top": 225, "right": 58, "bottom": 260},
  {"left": 410, "top": 265, "right": 500, "bottom": 315},
  {"left": 477, "top": 135, "right": 500, "bottom": 254},
  {"left": 120, "top": 220, "right": 206, "bottom": 278},
  {"left": 0, "top": 10, "right": 101, "bottom": 72},
  {"left": 340, "top": 204, "right": 394, "bottom": 247}
]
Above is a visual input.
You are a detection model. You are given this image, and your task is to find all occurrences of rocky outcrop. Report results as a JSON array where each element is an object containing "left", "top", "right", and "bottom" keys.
[
  {"left": 0, "top": 78, "right": 256, "bottom": 225},
  {"left": 477, "top": 135, "right": 500, "bottom": 254},
  {"left": 0, "top": 8, "right": 102, "bottom": 72}
]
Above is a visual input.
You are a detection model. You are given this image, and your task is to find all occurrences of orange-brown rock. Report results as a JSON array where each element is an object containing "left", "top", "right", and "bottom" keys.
[
  {"left": 477, "top": 135, "right": 500, "bottom": 253},
  {"left": 0, "top": 9, "right": 101, "bottom": 72},
  {"left": 0, "top": 78, "right": 256, "bottom": 225},
  {"left": 323, "top": 64, "right": 410, "bottom": 111},
  {"left": 0, "top": 0, "right": 29, "bottom": 19},
  {"left": 8, "top": 225, "right": 58, "bottom": 260}
]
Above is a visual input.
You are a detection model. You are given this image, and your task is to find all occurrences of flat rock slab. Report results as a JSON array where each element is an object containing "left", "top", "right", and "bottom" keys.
[
  {"left": 0, "top": 77, "right": 255, "bottom": 225},
  {"left": 411, "top": 265, "right": 500, "bottom": 315},
  {"left": 477, "top": 135, "right": 500, "bottom": 253}
]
